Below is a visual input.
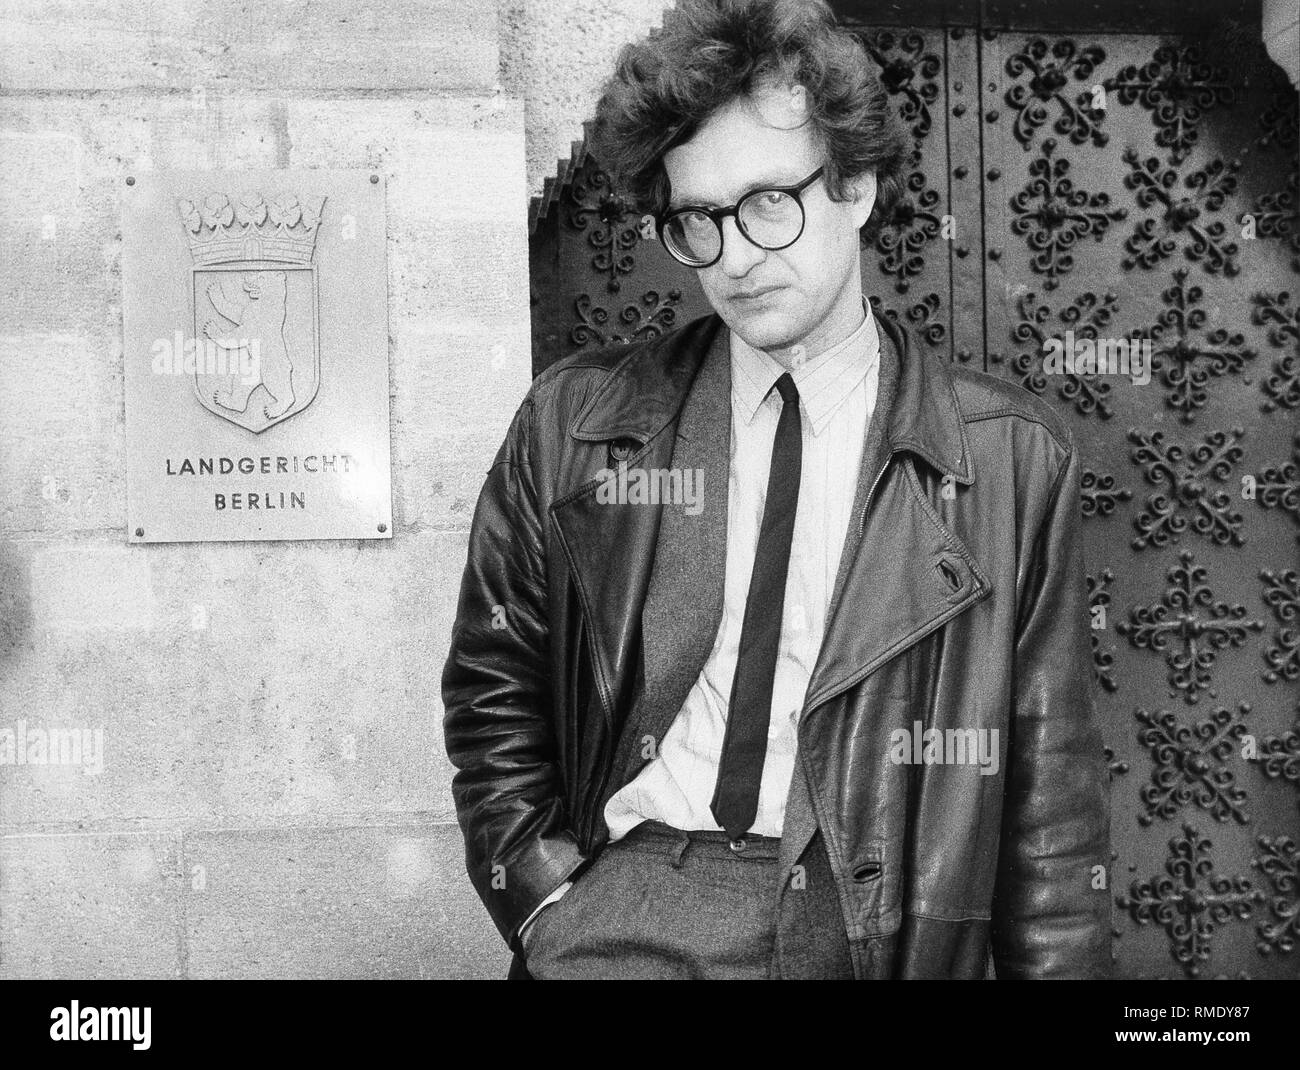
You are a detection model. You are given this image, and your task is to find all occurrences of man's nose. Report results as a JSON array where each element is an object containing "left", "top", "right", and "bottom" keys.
[{"left": 716, "top": 213, "right": 765, "bottom": 278}]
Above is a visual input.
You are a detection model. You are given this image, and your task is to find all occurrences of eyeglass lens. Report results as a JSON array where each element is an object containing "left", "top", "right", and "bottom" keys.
[{"left": 662, "top": 188, "right": 805, "bottom": 266}]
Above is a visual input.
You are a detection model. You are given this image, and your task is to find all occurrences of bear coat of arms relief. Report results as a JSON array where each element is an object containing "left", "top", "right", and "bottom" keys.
[{"left": 177, "top": 191, "right": 326, "bottom": 433}]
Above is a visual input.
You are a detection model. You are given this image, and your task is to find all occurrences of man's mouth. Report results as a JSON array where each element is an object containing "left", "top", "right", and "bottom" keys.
[{"left": 731, "top": 286, "right": 781, "bottom": 302}]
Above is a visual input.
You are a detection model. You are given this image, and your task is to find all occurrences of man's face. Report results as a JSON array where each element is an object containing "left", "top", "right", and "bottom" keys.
[{"left": 662, "top": 81, "right": 876, "bottom": 355}]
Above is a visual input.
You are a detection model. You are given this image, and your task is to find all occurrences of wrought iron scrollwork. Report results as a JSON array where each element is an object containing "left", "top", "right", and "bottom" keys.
[
  {"left": 1259, "top": 87, "right": 1300, "bottom": 153},
  {"left": 1004, "top": 37, "right": 1108, "bottom": 148},
  {"left": 1260, "top": 568, "right": 1300, "bottom": 685},
  {"left": 1254, "top": 835, "right": 1300, "bottom": 955},
  {"left": 1250, "top": 169, "right": 1299, "bottom": 275},
  {"left": 570, "top": 289, "right": 682, "bottom": 348},
  {"left": 565, "top": 158, "right": 641, "bottom": 293},
  {"left": 868, "top": 291, "right": 946, "bottom": 350},
  {"left": 873, "top": 156, "right": 944, "bottom": 294},
  {"left": 1121, "top": 150, "right": 1242, "bottom": 277},
  {"left": 1252, "top": 435, "right": 1300, "bottom": 538},
  {"left": 1010, "top": 138, "right": 1127, "bottom": 290},
  {"left": 1259, "top": 716, "right": 1300, "bottom": 815},
  {"left": 1082, "top": 468, "right": 1133, "bottom": 519},
  {"left": 1135, "top": 703, "right": 1253, "bottom": 825},
  {"left": 1253, "top": 291, "right": 1300, "bottom": 413},
  {"left": 996, "top": 288, "right": 1123, "bottom": 417},
  {"left": 1143, "top": 269, "right": 1256, "bottom": 424},
  {"left": 1117, "top": 551, "right": 1265, "bottom": 703},
  {"left": 1128, "top": 427, "right": 1247, "bottom": 550},
  {"left": 856, "top": 29, "right": 942, "bottom": 142},
  {"left": 1089, "top": 569, "right": 1119, "bottom": 694},
  {"left": 1105, "top": 44, "right": 1235, "bottom": 164},
  {"left": 1118, "top": 824, "right": 1264, "bottom": 977}
]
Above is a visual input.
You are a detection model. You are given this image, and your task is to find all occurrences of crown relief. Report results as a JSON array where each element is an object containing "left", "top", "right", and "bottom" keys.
[{"left": 177, "top": 191, "right": 326, "bottom": 265}]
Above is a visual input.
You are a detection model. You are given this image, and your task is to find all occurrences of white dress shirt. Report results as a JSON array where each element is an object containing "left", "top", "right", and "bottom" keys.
[
  {"left": 604, "top": 301, "right": 881, "bottom": 841},
  {"left": 520, "top": 302, "right": 882, "bottom": 939}
]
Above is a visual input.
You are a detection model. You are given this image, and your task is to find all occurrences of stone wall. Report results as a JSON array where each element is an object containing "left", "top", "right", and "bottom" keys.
[{"left": 0, "top": 0, "right": 560, "bottom": 978}]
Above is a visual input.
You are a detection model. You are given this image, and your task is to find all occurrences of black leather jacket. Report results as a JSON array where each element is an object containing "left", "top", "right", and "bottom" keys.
[{"left": 442, "top": 310, "right": 1112, "bottom": 979}]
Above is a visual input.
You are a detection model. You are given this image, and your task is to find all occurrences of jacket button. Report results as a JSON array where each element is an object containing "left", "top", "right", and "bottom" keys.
[
  {"left": 852, "top": 861, "right": 882, "bottom": 882},
  {"left": 607, "top": 438, "right": 638, "bottom": 465}
]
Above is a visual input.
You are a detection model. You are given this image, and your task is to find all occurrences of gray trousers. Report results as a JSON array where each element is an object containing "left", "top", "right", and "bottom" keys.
[{"left": 521, "top": 820, "right": 854, "bottom": 979}]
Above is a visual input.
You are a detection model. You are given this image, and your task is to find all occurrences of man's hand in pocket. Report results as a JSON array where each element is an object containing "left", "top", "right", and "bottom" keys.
[{"left": 519, "top": 880, "right": 572, "bottom": 953}]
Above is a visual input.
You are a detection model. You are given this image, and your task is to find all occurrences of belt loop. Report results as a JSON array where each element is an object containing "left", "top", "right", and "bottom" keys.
[{"left": 670, "top": 830, "right": 690, "bottom": 868}]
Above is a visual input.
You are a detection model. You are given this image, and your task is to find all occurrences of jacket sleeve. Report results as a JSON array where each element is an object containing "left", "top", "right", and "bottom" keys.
[
  {"left": 990, "top": 440, "right": 1113, "bottom": 978},
  {"left": 441, "top": 390, "right": 588, "bottom": 948}
]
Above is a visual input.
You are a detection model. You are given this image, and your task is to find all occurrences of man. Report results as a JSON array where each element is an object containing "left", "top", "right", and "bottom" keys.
[{"left": 442, "top": 0, "right": 1110, "bottom": 979}]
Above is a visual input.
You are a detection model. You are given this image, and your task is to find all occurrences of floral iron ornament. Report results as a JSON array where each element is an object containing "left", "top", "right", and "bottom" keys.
[
  {"left": 1010, "top": 138, "right": 1127, "bottom": 291},
  {"left": 1004, "top": 37, "right": 1108, "bottom": 149}
]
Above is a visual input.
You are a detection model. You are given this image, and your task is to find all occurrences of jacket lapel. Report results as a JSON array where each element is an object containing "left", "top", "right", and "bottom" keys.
[
  {"left": 619, "top": 325, "right": 731, "bottom": 777},
  {"left": 550, "top": 316, "right": 724, "bottom": 726},
  {"left": 800, "top": 312, "right": 990, "bottom": 715}
]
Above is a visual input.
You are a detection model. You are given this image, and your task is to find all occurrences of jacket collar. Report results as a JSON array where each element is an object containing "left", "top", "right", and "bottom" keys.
[{"left": 570, "top": 300, "right": 973, "bottom": 485}]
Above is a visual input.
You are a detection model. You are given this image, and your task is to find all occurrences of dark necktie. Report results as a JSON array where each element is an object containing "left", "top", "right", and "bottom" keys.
[{"left": 710, "top": 371, "right": 802, "bottom": 842}]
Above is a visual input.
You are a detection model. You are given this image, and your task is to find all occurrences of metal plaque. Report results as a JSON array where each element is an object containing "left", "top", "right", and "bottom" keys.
[{"left": 122, "top": 170, "right": 392, "bottom": 542}]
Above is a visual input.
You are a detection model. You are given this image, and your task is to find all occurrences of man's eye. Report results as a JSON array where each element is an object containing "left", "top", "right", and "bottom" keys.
[{"left": 750, "top": 191, "right": 790, "bottom": 214}]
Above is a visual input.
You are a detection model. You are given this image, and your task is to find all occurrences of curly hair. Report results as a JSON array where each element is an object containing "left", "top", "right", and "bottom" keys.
[{"left": 589, "top": 0, "right": 908, "bottom": 245}]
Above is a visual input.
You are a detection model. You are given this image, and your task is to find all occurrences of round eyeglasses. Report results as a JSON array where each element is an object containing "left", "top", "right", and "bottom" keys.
[{"left": 656, "top": 166, "right": 825, "bottom": 269}]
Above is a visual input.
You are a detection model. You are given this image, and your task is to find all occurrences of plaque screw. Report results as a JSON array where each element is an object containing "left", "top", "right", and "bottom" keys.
[
  {"left": 988, "top": 248, "right": 1002, "bottom": 261},
  {"left": 370, "top": 174, "right": 379, "bottom": 184},
  {"left": 954, "top": 165, "right": 968, "bottom": 179},
  {"left": 377, "top": 523, "right": 388, "bottom": 533},
  {"left": 953, "top": 104, "right": 967, "bottom": 117},
  {"left": 134, "top": 527, "right": 144, "bottom": 537},
  {"left": 125, "top": 176, "right": 135, "bottom": 186}
]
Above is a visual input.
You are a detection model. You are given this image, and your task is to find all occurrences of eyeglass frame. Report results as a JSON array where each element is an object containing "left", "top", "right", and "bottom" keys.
[{"left": 655, "top": 165, "right": 826, "bottom": 268}]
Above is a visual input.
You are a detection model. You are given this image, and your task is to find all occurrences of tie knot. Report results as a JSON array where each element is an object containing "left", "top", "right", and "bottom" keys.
[{"left": 774, "top": 372, "right": 799, "bottom": 406}]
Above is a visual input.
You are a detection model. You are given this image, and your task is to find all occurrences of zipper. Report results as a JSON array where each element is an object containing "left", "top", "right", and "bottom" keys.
[{"left": 857, "top": 449, "right": 897, "bottom": 536}]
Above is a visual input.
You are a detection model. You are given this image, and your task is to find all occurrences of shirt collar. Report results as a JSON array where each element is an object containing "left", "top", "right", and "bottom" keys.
[{"left": 729, "top": 298, "right": 880, "bottom": 436}]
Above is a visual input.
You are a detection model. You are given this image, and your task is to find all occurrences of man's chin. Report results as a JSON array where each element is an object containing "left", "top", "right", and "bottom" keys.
[{"left": 724, "top": 306, "right": 803, "bottom": 354}]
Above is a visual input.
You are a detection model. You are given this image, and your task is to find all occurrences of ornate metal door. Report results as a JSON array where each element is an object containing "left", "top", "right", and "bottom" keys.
[{"left": 528, "top": 2, "right": 1299, "bottom": 979}]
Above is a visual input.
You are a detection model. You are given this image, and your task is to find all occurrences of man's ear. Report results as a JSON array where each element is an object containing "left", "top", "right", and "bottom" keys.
[{"left": 847, "top": 170, "right": 878, "bottom": 230}]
